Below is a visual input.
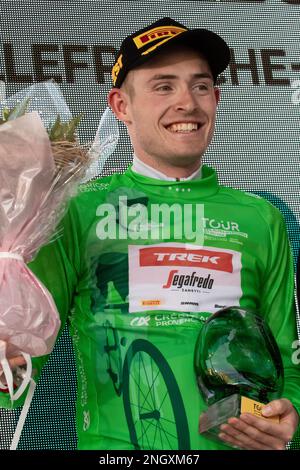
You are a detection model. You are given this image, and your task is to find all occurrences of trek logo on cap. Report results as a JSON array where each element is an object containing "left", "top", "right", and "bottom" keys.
[{"left": 133, "top": 25, "right": 187, "bottom": 55}]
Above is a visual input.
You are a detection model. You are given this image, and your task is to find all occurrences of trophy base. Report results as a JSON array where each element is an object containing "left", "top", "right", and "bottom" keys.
[{"left": 200, "top": 393, "right": 279, "bottom": 445}]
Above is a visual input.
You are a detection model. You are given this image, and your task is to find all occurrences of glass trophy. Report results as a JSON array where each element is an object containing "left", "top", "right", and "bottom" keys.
[{"left": 194, "top": 307, "right": 284, "bottom": 445}]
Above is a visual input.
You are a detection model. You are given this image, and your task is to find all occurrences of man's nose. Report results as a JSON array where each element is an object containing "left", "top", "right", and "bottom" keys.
[{"left": 174, "top": 88, "right": 198, "bottom": 113}]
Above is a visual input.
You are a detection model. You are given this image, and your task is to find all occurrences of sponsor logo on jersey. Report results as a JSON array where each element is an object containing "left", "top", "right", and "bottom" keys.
[
  {"left": 203, "top": 218, "right": 248, "bottom": 239},
  {"left": 163, "top": 270, "right": 214, "bottom": 289},
  {"left": 154, "top": 312, "right": 203, "bottom": 327},
  {"left": 82, "top": 410, "right": 90, "bottom": 431},
  {"left": 128, "top": 243, "right": 242, "bottom": 314},
  {"left": 141, "top": 300, "right": 161, "bottom": 306},
  {"left": 129, "top": 313, "right": 206, "bottom": 328},
  {"left": 139, "top": 247, "right": 233, "bottom": 273},
  {"left": 130, "top": 316, "right": 151, "bottom": 327},
  {"left": 203, "top": 218, "right": 240, "bottom": 231}
]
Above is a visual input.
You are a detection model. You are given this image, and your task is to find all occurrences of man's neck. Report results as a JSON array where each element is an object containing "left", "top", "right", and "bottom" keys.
[{"left": 132, "top": 154, "right": 202, "bottom": 181}]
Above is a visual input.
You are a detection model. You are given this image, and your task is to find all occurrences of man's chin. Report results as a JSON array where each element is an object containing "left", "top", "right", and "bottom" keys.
[{"left": 165, "top": 155, "right": 202, "bottom": 169}]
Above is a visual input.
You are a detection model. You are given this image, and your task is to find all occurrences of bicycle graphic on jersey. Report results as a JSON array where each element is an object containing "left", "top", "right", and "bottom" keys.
[{"left": 103, "top": 319, "right": 191, "bottom": 450}]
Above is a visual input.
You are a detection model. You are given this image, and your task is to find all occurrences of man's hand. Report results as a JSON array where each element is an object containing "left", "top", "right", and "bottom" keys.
[
  {"left": 0, "top": 356, "right": 26, "bottom": 376},
  {"left": 0, "top": 356, "right": 27, "bottom": 389},
  {"left": 8, "top": 356, "right": 26, "bottom": 369},
  {"left": 217, "top": 398, "right": 299, "bottom": 450}
]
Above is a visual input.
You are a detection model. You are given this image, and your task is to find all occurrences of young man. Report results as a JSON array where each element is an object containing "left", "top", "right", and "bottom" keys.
[{"left": 1, "top": 17, "right": 299, "bottom": 450}]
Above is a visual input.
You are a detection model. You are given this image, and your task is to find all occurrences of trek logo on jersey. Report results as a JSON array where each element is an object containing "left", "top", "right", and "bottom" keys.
[
  {"left": 163, "top": 270, "right": 214, "bottom": 290},
  {"left": 139, "top": 247, "right": 233, "bottom": 273}
]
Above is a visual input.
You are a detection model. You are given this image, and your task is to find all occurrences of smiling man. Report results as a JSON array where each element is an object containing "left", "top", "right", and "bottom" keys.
[
  {"left": 1, "top": 17, "right": 299, "bottom": 451},
  {"left": 109, "top": 47, "right": 219, "bottom": 177},
  {"left": 105, "top": 18, "right": 299, "bottom": 450}
]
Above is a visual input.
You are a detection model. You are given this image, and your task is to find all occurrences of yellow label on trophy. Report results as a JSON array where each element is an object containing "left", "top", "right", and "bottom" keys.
[{"left": 241, "top": 396, "right": 279, "bottom": 423}]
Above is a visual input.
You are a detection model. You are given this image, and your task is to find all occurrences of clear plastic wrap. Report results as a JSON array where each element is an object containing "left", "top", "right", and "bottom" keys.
[{"left": 0, "top": 81, "right": 89, "bottom": 400}]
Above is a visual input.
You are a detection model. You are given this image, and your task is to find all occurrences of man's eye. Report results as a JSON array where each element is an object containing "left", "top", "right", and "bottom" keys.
[
  {"left": 196, "top": 84, "right": 208, "bottom": 90},
  {"left": 194, "top": 83, "right": 213, "bottom": 92},
  {"left": 156, "top": 85, "right": 172, "bottom": 92}
]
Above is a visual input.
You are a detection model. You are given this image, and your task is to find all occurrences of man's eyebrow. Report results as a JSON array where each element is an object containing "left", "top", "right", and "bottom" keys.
[{"left": 148, "top": 73, "right": 213, "bottom": 82}]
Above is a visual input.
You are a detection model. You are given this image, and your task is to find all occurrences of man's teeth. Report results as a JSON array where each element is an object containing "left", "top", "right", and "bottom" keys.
[{"left": 168, "top": 123, "right": 199, "bottom": 132}]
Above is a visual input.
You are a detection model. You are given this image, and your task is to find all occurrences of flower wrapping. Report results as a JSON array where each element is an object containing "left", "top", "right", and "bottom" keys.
[
  {"left": 0, "top": 111, "right": 63, "bottom": 360},
  {"left": 0, "top": 81, "right": 118, "bottom": 402}
]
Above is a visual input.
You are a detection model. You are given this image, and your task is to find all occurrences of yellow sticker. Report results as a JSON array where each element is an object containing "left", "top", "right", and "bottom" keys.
[
  {"left": 241, "top": 396, "right": 279, "bottom": 423},
  {"left": 141, "top": 300, "right": 161, "bottom": 306},
  {"left": 112, "top": 54, "right": 123, "bottom": 85},
  {"left": 133, "top": 25, "right": 186, "bottom": 50}
]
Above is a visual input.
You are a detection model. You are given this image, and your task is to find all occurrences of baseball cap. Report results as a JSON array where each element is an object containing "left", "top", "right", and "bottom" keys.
[{"left": 111, "top": 17, "right": 230, "bottom": 88}]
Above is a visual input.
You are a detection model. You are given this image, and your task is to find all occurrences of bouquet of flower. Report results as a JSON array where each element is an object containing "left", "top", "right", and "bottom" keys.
[{"left": 0, "top": 81, "right": 90, "bottom": 401}]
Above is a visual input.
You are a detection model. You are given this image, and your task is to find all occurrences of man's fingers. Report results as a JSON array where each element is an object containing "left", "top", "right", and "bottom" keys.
[
  {"left": 262, "top": 398, "right": 293, "bottom": 418},
  {"left": 241, "top": 405, "right": 297, "bottom": 442},
  {"left": 222, "top": 417, "right": 286, "bottom": 450},
  {"left": 218, "top": 428, "right": 272, "bottom": 450},
  {"left": 239, "top": 413, "right": 285, "bottom": 439},
  {"left": 8, "top": 357, "right": 26, "bottom": 369}
]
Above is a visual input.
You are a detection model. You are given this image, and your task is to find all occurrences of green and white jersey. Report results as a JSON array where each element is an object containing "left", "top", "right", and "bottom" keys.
[{"left": 1, "top": 165, "right": 298, "bottom": 450}]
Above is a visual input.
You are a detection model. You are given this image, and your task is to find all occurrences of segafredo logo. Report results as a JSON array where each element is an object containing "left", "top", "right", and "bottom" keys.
[
  {"left": 163, "top": 270, "right": 214, "bottom": 289},
  {"left": 139, "top": 247, "right": 233, "bottom": 273}
]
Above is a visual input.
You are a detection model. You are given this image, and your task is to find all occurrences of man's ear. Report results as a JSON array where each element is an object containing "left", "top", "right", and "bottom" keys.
[
  {"left": 108, "top": 88, "right": 132, "bottom": 125},
  {"left": 214, "top": 87, "right": 221, "bottom": 105}
]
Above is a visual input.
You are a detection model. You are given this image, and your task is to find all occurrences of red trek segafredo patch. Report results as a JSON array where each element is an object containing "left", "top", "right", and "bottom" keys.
[{"left": 128, "top": 243, "right": 242, "bottom": 313}]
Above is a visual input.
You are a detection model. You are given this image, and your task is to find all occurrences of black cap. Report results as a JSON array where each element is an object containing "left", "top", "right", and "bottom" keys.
[{"left": 112, "top": 17, "right": 230, "bottom": 88}]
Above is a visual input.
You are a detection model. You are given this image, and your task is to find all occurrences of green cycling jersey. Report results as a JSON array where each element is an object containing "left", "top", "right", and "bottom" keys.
[{"left": 0, "top": 165, "right": 298, "bottom": 450}]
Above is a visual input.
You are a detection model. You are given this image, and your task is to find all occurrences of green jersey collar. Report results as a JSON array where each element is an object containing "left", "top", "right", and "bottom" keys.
[{"left": 124, "top": 164, "right": 219, "bottom": 199}]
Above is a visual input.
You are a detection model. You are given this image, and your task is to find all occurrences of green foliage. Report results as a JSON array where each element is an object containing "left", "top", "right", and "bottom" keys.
[
  {"left": 0, "top": 98, "right": 30, "bottom": 124},
  {"left": 0, "top": 97, "right": 84, "bottom": 142},
  {"left": 47, "top": 113, "right": 84, "bottom": 142}
]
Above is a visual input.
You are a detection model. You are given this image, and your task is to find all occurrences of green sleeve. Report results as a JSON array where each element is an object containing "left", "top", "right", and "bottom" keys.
[
  {"left": 261, "top": 207, "right": 300, "bottom": 416},
  {"left": 0, "top": 201, "right": 79, "bottom": 409}
]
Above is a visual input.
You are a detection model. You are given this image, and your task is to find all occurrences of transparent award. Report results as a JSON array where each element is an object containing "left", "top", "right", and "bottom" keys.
[{"left": 194, "top": 307, "right": 284, "bottom": 446}]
